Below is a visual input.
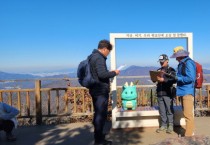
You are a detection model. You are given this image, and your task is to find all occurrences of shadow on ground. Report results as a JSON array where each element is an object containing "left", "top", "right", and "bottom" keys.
[
  {"left": 1, "top": 117, "right": 210, "bottom": 145},
  {"left": 0, "top": 123, "right": 93, "bottom": 145},
  {"left": 110, "top": 127, "right": 144, "bottom": 145},
  {"left": 0, "top": 121, "right": 144, "bottom": 145}
]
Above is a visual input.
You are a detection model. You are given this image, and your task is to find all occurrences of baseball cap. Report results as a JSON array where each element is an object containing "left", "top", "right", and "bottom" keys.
[{"left": 158, "top": 54, "right": 168, "bottom": 62}]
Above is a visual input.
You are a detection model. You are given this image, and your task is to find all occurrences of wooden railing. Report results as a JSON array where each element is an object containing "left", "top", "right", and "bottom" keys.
[
  {"left": 0, "top": 80, "right": 94, "bottom": 125},
  {"left": 0, "top": 79, "right": 210, "bottom": 125}
]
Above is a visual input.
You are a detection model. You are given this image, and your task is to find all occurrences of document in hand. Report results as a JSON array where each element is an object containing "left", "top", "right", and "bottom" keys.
[
  {"left": 149, "top": 70, "right": 162, "bottom": 82},
  {"left": 117, "top": 64, "right": 126, "bottom": 70}
]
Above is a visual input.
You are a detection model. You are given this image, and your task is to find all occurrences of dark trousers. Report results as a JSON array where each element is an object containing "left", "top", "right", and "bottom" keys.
[
  {"left": 91, "top": 93, "right": 109, "bottom": 142},
  {"left": 0, "top": 120, "right": 14, "bottom": 134},
  {"left": 157, "top": 96, "right": 174, "bottom": 127}
]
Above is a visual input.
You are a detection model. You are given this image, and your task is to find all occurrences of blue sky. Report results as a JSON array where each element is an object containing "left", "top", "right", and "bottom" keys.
[{"left": 0, "top": 0, "right": 210, "bottom": 73}]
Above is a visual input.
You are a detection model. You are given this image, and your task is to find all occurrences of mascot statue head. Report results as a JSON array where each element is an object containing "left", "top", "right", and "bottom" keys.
[
  {"left": 121, "top": 82, "right": 137, "bottom": 110},
  {"left": 121, "top": 82, "right": 137, "bottom": 100}
]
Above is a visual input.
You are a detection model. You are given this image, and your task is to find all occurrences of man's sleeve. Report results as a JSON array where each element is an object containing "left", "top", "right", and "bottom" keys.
[{"left": 164, "top": 67, "right": 177, "bottom": 84}]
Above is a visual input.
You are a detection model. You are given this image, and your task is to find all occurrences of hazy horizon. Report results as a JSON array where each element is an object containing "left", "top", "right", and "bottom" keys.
[{"left": 1, "top": 64, "right": 210, "bottom": 74}]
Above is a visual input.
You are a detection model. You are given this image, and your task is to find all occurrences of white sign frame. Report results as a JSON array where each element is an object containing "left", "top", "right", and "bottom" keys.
[{"left": 110, "top": 32, "right": 193, "bottom": 128}]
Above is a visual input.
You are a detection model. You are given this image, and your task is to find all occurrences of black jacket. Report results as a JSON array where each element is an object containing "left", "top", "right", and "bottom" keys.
[
  {"left": 89, "top": 49, "right": 116, "bottom": 96},
  {"left": 156, "top": 66, "right": 176, "bottom": 96}
]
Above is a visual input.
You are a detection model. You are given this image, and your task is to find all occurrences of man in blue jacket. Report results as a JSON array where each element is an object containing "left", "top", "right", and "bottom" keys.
[
  {"left": 0, "top": 102, "right": 19, "bottom": 141},
  {"left": 170, "top": 46, "right": 196, "bottom": 137},
  {"left": 89, "top": 40, "right": 120, "bottom": 145}
]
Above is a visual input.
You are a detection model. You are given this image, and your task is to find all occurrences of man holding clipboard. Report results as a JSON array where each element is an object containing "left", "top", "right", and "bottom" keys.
[{"left": 151, "top": 54, "right": 177, "bottom": 134}]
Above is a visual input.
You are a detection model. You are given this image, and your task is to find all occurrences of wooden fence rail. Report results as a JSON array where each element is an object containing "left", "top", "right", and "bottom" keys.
[{"left": 0, "top": 79, "right": 210, "bottom": 125}]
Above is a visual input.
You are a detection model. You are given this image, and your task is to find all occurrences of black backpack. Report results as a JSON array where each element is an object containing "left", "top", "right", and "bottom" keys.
[{"left": 77, "top": 54, "right": 96, "bottom": 88}]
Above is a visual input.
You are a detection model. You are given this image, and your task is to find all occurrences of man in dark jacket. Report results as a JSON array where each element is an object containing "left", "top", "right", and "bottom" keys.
[
  {"left": 155, "top": 54, "right": 176, "bottom": 134},
  {"left": 89, "top": 40, "right": 120, "bottom": 145}
]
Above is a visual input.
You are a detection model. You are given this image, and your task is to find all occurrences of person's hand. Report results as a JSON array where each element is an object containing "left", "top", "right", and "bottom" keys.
[
  {"left": 114, "top": 70, "right": 120, "bottom": 75},
  {"left": 157, "top": 76, "right": 164, "bottom": 82},
  {"left": 159, "top": 71, "right": 164, "bottom": 77}
]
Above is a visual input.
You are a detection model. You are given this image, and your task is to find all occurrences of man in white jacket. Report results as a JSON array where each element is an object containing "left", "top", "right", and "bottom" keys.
[{"left": 0, "top": 102, "right": 19, "bottom": 141}]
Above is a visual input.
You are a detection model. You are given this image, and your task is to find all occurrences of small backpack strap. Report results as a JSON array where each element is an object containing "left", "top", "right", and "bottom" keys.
[{"left": 181, "top": 58, "right": 191, "bottom": 76}]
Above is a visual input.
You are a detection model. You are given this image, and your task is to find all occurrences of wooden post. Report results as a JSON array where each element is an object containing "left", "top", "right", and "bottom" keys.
[
  {"left": 26, "top": 91, "right": 30, "bottom": 116},
  {"left": 0, "top": 92, "right": 2, "bottom": 102},
  {"left": 35, "top": 80, "right": 42, "bottom": 125},
  {"left": 138, "top": 91, "right": 141, "bottom": 106},
  {"left": 207, "top": 86, "right": 210, "bottom": 108},
  {"left": 73, "top": 89, "right": 76, "bottom": 113},
  {"left": 142, "top": 89, "right": 144, "bottom": 106},
  {"left": 17, "top": 91, "right": 21, "bottom": 117},
  {"left": 82, "top": 90, "right": 85, "bottom": 113},
  {"left": 56, "top": 90, "right": 59, "bottom": 114},
  {"left": 47, "top": 91, "right": 51, "bottom": 116},
  {"left": 8, "top": 92, "right": 12, "bottom": 105},
  {"left": 64, "top": 90, "right": 68, "bottom": 113},
  {"left": 199, "top": 88, "right": 203, "bottom": 108},
  {"left": 150, "top": 89, "right": 153, "bottom": 107}
]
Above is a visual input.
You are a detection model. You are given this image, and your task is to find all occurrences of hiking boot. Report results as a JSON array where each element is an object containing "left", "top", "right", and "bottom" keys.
[
  {"left": 6, "top": 133, "right": 16, "bottom": 142},
  {"left": 166, "top": 125, "right": 173, "bottom": 134},
  {"left": 178, "top": 127, "right": 185, "bottom": 137},
  {"left": 94, "top": 139, "right": 112, "bottom": 145},
  {"left": 156, "top": 126, "right": 167, "bottom": 133}
]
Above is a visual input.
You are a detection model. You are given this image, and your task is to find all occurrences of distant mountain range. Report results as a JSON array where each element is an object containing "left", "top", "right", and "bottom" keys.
[
  {"left": 120, "top": 66, "right": 158, "bottom": 76},
  {"left": 0, "top": 71, "right": 76, "bottom": 80},
  {"left": 0, "top": 65, "right": 210, "bottom": 89},
  {"left": 0, "top": 71, "right": 37, "bottom": 80},
  {"left": 1, "top": 65, "right": 210, "bottom": 80},
  {"left": 120, "top": 65, "right": 210, "bottom": 76},
  {"left": 0, "top": 71, "right": 77, "bottom": 89}
]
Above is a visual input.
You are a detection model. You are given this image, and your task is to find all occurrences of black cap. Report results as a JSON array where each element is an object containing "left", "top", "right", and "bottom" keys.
[{"left": 158, "top": 54, "right": 168, "bottom": 62}]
